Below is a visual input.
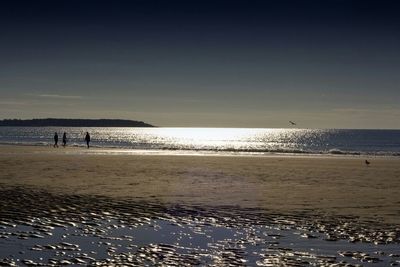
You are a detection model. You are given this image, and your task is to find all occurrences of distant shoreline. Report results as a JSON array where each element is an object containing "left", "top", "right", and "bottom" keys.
[{"left": 0, "top": 118, "right": 155, "bottom": 127}]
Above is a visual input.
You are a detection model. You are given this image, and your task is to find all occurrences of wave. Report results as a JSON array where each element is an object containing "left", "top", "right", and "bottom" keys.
[
  {"left": 1, "top": 141, "right": 399, "bottom": 157},
  {"left": 328, "top": 148, "right": 360, "bottom": 155},
  {"left": 0, "top": 141, "right": 103, "bottom": 149}
]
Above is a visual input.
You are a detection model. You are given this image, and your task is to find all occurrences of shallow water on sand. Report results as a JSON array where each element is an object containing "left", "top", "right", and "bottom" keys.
[{"left": 0, "top": 188, "right": 399, "bottom": 266}]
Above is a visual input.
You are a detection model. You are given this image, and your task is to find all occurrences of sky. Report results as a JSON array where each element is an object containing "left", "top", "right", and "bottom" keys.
[{"left": 0, "top": 0, "right": 399, "bottom": 128}]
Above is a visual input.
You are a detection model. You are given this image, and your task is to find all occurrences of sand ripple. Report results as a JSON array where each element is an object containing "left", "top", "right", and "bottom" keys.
[{"left": 0, "top": 187, "right": 399, "bottom": 266}]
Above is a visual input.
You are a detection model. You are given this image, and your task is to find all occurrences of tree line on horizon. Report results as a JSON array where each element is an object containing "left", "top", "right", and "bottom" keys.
[{"left": 0, "top": 118, "right": 154, "bottom": 127}]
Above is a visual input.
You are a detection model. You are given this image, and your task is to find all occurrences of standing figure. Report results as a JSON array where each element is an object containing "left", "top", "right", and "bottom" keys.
[
  {"left": 53, "top": 132, "right": 59, "bottom": 148},
  {"left": 85, "top": 132, "right": 91, "bottom": 148},
  {"left": 62, "top": 132, "right": 67, "bottom": 147}
]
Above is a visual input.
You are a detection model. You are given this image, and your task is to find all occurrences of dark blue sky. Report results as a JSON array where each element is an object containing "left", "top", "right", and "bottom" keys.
[{"left": 1, "top": 0, "right": 399, "bottom": 128}]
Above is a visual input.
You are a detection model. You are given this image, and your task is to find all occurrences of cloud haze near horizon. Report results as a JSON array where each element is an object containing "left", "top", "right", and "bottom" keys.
[{"left": 0, "top": 0, "right": 399, "bottom": 128}]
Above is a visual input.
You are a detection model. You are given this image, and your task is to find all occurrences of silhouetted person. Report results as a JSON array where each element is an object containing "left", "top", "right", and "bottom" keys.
[
  {"left": 85, "top": 132, "right": 91, "bottom": 148},
  {"left": 62, "top": 132, "right": 67, "bottom": 147},
  {"left": 53, "top": 132, "right": 59, "bottom": 148}
]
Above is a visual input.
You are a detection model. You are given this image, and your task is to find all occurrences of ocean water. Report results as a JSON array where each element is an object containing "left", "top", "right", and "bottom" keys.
[{"left": 0, "top": 127, "right": 399, "bottom": 156}]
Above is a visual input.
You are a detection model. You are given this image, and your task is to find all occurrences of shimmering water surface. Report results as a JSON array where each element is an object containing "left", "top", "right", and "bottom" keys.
[
  {"left": 0, "top": 127, "right": 400, "bottom": 156},
  {"left": 1, "top": 188, "right": 399, "bottom": 266}
]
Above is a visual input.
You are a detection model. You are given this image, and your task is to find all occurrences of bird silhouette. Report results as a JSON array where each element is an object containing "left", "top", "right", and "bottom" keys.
[
  {"left": 289, "top": 121, "right": 296, "bottom": 126},
  {"left": 365, "top": 160, "right": 370, "bottom": 166}
]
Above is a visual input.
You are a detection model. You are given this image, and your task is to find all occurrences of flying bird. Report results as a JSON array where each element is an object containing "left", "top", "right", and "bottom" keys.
[{"left": 289, "top": 121, "right": 296, "bottom": 126}]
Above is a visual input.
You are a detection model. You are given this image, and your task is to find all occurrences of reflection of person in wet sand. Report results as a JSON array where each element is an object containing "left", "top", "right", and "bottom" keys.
[
  {"left": 62, "top": 132, "right": 67, "bottom": 147},
  {"left": 53, "top": 132, "right": 59, "bottom": 148},
  {"left": 85, "top": 132, "right": 91, "bottom": 148}
]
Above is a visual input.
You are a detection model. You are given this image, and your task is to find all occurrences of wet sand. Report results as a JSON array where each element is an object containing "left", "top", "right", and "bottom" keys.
[
  {"left": 0, "top": 187, "right": 399, "bottom": 266},
  {"left": 1, "top": 144, "right": 399, "bottom": 223},
  {"left": 0, "top": 145, "right": 400, "bottom": 266}
]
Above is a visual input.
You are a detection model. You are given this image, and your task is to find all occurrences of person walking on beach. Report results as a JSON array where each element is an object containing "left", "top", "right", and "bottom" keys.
[
  {"left": 85, "top": 132, "right": 91, "bottom": 148},
  {"left": 53, "top": 132, "right": 59, "bottom": 148},
  {"left": 62, "top": 132, "right": 67, "bottom": 147}
]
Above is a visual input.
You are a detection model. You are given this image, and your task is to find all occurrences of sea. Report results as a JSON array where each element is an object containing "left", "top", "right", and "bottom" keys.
[{"left": 0, "top": 127, "right": 399, "bottom": 156}]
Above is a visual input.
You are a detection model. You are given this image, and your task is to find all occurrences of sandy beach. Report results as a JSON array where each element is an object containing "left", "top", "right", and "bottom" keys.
[
  {"left": 1, "top": 144, "right": 399, "bottom": 223},
  {"left": 1, "top": 144, "right": 400, "bottom": 266}
]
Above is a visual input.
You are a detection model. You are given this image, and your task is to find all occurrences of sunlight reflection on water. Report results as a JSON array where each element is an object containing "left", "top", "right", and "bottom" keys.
[{"left": 0, "top": 127, "right": 400, "bottom": 155}]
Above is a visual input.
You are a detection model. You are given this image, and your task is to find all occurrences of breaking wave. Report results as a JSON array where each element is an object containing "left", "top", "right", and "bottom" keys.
[{"left": 1, "top": 141, "right": 399, "bottom": 157}]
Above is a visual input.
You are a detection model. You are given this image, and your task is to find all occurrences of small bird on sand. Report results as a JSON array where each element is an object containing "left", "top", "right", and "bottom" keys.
[
  {"left": 289, "top": 121, "right": 296, "bottom": 126},
  {"left": 365, "top": 160, "right": 370, "bottom": 166}
]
